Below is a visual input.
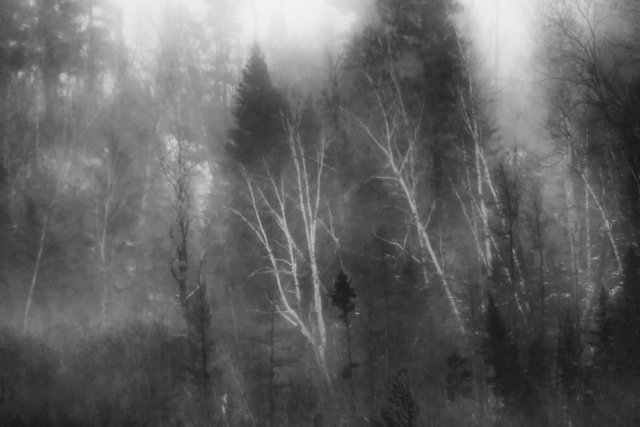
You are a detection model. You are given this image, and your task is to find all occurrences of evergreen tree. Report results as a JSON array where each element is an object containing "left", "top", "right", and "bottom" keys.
[
  {"left": 613, "top": 245, "right": 640, "bottom": 375},
  {"left": 620, "top": 245, "right": 640, "bottom": 308},
  {"left": 445, "top": 350, "right": 472, "bottom": 401},
  {"left": 558, "top": 312, "right": 580, "bottom": 402},
  {"left": 483, "top": 294, "right": 522, "bottom": 406},
  {"left": 591, "top": 286, "right": 614, "bottom": 373},
  {"left": 523, "top": 336, "right": 548, "bottom": 422},
  {"left": 330, "top": 269, "right": 358, "bottom": 400},
  {"left": 374, "top": 368, "right": 419, "bottom": 427},
  {"left": 227, "top": 43, "right": 285, "bottom": 166},
  {"left": 331, "top": 269, "right": 357, "bottom": 323}
]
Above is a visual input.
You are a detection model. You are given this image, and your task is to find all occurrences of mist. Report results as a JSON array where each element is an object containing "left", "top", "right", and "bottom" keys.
[{"left": 1, "top": 0, "right": 640, "bottom": 425}]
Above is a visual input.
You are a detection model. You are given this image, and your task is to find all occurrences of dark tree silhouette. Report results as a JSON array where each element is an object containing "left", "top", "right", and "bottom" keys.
[
  {"left": 374, "top": 368, "right": 419, "bottom": 427},
  {"left": 591, "top": 286, "right": 614, "bottom": 373},
  {"left": 445, "top": 349, "right": 472, "bottom": 401},
  {"left": 227, "top": 43, "right": 285, "bottom": 167},
  {"left": 330, "top": 268, "right": 358, "bottom": 402},
  {"left": 558, "top": 312, "right": 581, "bottom": 402},
  {"left": 613, "top": 245, "right": 640, "bottom": 375},
  {"left": 483, "top": 294, "right": 522, "bottom": 405}
]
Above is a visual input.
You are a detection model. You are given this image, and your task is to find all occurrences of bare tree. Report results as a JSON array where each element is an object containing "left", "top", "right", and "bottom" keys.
[
  {"left": 343, "top": 29, "right": 466, "bottom": 334},
  {"left": 91, "top": 133, "right": 131, "bottom": 331},
  {"left": 22, "top": 151, "right": 61, "bottom": 336},
  {"left": 232, "top": 110, "right": 333, "bottom": 382},
  {"left": 158, "top": 130, "right": 197, "bottom": 319}
]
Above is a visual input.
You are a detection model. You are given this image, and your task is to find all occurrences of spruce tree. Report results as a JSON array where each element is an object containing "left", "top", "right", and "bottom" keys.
[
  {"left": 445, "top": 350, "right": 472, "bottom": 401},
  {"left": 614, "top": 245, "right": 640, "bottom": 375},
  {"left": 330, "top": 269, "right": 358, "bottom": 401},
  {"left": 374, "top": 368, "right": 419, "bottom": 427},
  {"left": 558, "top": 312, "right": 580, "bottom": 402},
  {"left": 621, "top": 245, "right": 640, "bottom": 308},
  {"left": 228, "top": 43, "right": 285, "bottom": 166},
  {"left": 591, "top": 286, "right": 614, "bottom": 373},
  {"left": 483, "top": 294, "right": 522, "bottom": 406}
]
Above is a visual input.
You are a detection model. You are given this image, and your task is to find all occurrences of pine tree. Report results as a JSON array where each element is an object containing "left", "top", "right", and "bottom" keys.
[
  {"left": 330, "top": 269, "right": 358, "bottom": 401},
  {"left": 621, "top": 245, "right": 640, "bottom": 308},
  {"left": 227, "top": 43, "right": 285, "bottom": 166},
  {"left": 591, "top": 286, "right": 614, "bottom": 373},
  {"left": 558, "top": 312, "right": 580, "bottom": 402},
  {"left": 614, "top": 245, "right": 640, "bottom": 375},
  {"left": 483, "top": 294, "right": 522, "bottom": 406},
  {"left": 445, "top": 350, "right": 472, "bottom": 401},
  {"left": 377, "top": 368, "right": 419, "bottom": 427},
  {"left": 331, "top": 269, "right": 357, "bottom": 323}
]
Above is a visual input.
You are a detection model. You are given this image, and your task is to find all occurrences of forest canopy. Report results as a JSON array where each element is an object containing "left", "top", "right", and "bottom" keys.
[{"left": 1, "top": 0, "right": 640, "bottom": 426}]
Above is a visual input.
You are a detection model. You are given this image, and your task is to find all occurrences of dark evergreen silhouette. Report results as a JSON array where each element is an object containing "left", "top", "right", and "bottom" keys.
[
  {"left": 591, "top": 286, "right": 614, "bottom": 373},
  {"left": 331, "top": 269, "right": 356, "bottom": 323},
  {"left": 613, "top": 245, "right": 640, "bottom": 375},
  {"left": 330, "top": 269, "right": 358, "bottom": 400},
  {"left": 522, "top": 336, "right": 548, "bottom": 422},
  {"left": 186, "top": 281, "right": 216, "bottom": 398},
  {"left": 483, "top": 294, "right": 522, "bottom": 405},
  {"left": 558, "top": 312, "right": 580, "bottom": 403},
  {"left": 445, "top": 349, "right": 472, "bottom": 401},
  {"left": 373, "top": 368, "right": 419, "bottom": 427},
  {"left": 620, "top": 245, "right": 640, "bottom": 308},
  {"left": 227, "top": 43, "right": 285, "bottom": 166}
]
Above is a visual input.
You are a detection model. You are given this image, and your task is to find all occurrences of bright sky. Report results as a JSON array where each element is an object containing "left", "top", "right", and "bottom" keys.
[
  {"left": 241, "top": 0, "right": 357, "bottom": 42},
  {"left": 120, "top": 0, "right": 358, "bottom": 50}
]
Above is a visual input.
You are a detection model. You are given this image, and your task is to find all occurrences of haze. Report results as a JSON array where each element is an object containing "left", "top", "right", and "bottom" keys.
[{"left": 1, "top": 0, "right": 640, "bottom": 426}]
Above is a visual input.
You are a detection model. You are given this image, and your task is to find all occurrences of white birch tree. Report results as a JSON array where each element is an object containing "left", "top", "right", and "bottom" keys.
[
  {"left": 343, "top": 30, "right": 466, "bottom": 334},
  {"left": 232, "top": 109, "right": 333, "bottom": 382}
]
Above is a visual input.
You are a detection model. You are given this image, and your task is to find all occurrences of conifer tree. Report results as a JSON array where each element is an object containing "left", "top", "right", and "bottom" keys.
[
  {"left": 558, "top": 312, "right": 580, "bottom": 403},
  {"left": 621, "top": 245, "right": 640, "bottom": 308},
  {"left": 331, "top": 269, "right": 358, "bottom": 401},
  {"left": 374, "top": 368, "right": 419, "bottom": 427},
  {"left": 445, "top": 350, "right": 472, "bottom": 401},
  {"left": 483, "top": 294, "right": 522, "bottom": 405},
  {"left": 228, "top": 43, "right": 285, "bottom": 166},
  {"left": 591, "top": 286, "right": 614, "bottom": 373},
  {"left": 614, "top": 245, "right": 640, "bottom": 375}
]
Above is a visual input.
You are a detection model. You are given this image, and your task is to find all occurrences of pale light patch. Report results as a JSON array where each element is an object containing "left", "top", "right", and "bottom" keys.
[
  {"left": 161, "top": 134, "right": 213, "bottom": 225},
  {"left": 239, "top": 0, "right": 356, "bottom": 42},
  {"left": 118, "top": 0, "right": 357, "bottom": 52},
  {"left": 192, "top": 161, "right": 213, "bottom": 224}
]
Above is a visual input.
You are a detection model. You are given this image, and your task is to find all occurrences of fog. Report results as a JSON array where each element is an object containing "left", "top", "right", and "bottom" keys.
[{"left": 1, "top": 0, "right": 640, "bottom": 426}]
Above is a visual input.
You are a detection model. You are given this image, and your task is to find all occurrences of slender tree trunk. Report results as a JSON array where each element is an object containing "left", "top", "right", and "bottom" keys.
[
  {"left": 99, "top": 215, "right": 108, "bottom": 331},
  {"left": 583, "top": 176, "right": 621, "bottom": 273},
  {"left": 234, "top": 163, "right": 332, "bottom": 383},
  {"left": 365, "top": 275, "right": 377, "bottom": 406},
  {"left": 22, "top": 218, "right": 47, "bottom": 335},
  {"left": 481, "top": 155, "right": 528, "bottom": 326},
  {"left": 399, "top": 174, "right": 464, "bottom": 333},
  {"left": 98, "top": 156, "right": 113, "bottom": 332},
  {"left": 269, "top": 285, "right": 275, "bottom": 427},
  {"left": 345, "top": 59, "right": 466, "bottom": 333},
  {"left": 585, "top": 112, "right": 592, "bottom": 288},
  {"left": 378, "top": 234, "right": 391, "bottom": 379},
  {"left": 345, "top": 319, "right": 355, "bottom": 407}
]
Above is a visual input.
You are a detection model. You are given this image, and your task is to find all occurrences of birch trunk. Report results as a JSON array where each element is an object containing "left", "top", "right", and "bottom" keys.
[
  {"left": 232, "top": 116, "right": 332, "bottom": 383},
  {"left": 23, "top": 218, "right": 47, "bottom": 335},
  {"left": 344, "top": 74, "right": 466, "bottom": 334},
  {"left": 583, "top": 175, "right": 621, "bottom": 273}
]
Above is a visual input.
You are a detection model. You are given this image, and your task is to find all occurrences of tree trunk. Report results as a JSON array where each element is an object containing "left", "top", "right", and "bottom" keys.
[
  {"left": 346, "top": 319, "right": 355, "bottom": 408},
  {"left": 23, "top": 218, "right": 47, "bottom": 335}
]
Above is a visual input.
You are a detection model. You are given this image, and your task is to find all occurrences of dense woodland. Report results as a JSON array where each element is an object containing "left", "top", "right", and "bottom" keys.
[{"left": 1, "top": 0, "right": 640, "bottom": 425}]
